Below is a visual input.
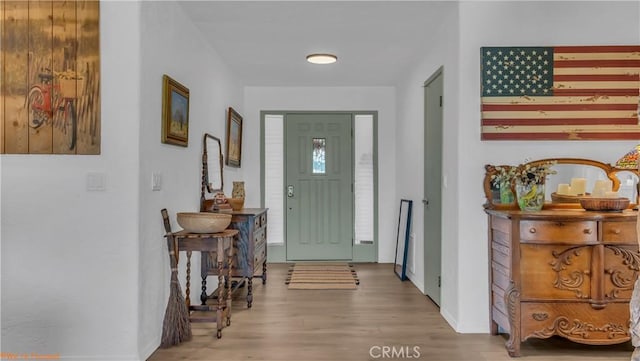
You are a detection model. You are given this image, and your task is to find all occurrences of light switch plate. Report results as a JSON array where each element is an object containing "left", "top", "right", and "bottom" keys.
[
  {"left": 87, "top": 172, "right": 106, "bottom": 191},
  {"left": 152, "top": 172, "right": 162, "bottom": 191}
]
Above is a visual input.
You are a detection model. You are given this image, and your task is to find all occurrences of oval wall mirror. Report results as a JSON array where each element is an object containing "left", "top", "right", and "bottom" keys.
[
  {"left": 203, "top": 133, "right": 223, "bottom": 194},
  {"left": 484, "top": 158, "right": 639, "bottom": 210}
]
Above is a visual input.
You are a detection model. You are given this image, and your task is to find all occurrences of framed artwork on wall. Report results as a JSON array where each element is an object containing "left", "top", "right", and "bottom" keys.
[
  {"left": 226, "top": 107, "right": 243, "bottom": 167},
  {"left": 161, "top": 74, "right": 189, "bottom": 147},
  {"left": 1, "top": 0, "right": 101, "bottom": 154},
  {"left": 480, "top": 45, "right": 640, "bottom": 141}
]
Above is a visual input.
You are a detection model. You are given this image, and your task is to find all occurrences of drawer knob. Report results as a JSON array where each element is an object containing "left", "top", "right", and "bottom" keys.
[
  {"left": 583, "top": 228, "right": 592, "bottom": 234},
  {"left": 532, "top": 312, "right": 549, "bottom": 321},
  {"left": 529, "top": 228, "right": 537, "bottom": 234},
  {"left": 613, "top": 229, "right": 621, "bottom": 234}
]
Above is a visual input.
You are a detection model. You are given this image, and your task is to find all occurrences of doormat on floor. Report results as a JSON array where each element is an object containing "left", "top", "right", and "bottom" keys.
[{"left": 285, "top": 263, "right": 360, "bottom": 290}]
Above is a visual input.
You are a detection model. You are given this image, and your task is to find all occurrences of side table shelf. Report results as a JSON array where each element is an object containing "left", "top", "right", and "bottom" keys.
[{"left": 162, "top": 209, "right": 238, "bottom": 339}]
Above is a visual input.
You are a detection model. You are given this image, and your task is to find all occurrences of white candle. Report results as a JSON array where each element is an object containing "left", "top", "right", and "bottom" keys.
[
  {"left": 604, "top": 191, "right": 619, "bottom": 198},
  {"left": 592, "top": 185, "right": 606, "bottom": 197},
  {"left": 570, "top": 178, "right": 587, "bottom": 196},
  {"left": 557, "top": 183, "right": 570, "bottom": 195},
  {"left": 592, "top": 179, "right": 613, "bottom": 197}
]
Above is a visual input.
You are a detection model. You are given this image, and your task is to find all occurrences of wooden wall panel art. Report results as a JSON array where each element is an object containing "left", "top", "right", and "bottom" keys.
[
  {"left": 481, "top": 46, "right": 640, "bottom": 141},
  {"left": 1, "top": 0, "right": 100, "bottom": 154}
]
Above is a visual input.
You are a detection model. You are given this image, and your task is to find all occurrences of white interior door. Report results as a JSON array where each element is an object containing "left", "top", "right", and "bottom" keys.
[{"left": 424, "top": 69, "right": 443, "bottom": 306}]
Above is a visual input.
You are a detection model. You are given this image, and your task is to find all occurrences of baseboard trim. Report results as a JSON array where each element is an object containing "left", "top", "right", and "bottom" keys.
[
  {"left": 139, "top": 336, "right": 160, "bottom": 361},
  {"left": 440, "top": 307, "right": 459, "bottom": 332}
]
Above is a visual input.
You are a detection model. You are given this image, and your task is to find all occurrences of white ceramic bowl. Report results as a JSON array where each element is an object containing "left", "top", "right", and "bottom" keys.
[{"left": 176, "top": 212, "right": 232, "bottom": 233}]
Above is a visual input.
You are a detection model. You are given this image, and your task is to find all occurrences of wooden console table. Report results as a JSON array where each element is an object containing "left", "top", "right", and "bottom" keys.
[
  {"left": 486, "top": 209, "right": 638, "bottom": 356},
  {"left": 166, "top": 226, "right": 237, "bottom": 339}
]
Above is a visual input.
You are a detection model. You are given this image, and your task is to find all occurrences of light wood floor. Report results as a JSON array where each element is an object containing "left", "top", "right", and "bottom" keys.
[{"left": 147, "top": 263, "right": 633, "bottom": 361}]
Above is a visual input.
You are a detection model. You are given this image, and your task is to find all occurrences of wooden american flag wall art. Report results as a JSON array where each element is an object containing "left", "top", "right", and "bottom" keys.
[{"left": 480, "top": 46, "right": 640, "bottom": 140}]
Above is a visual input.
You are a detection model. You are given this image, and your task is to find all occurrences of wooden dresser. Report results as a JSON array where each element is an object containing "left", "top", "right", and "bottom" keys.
[
  {"left": 486, "top": 209, "right": 639, "bottom": 356},
  {"left": 202, "top": 208, "right": 268, "bottom": 308}
]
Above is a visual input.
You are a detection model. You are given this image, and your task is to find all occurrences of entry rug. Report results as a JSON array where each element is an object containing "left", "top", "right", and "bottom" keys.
[{"left": 286, "top": 263, "right": 359, "bottom": 290}]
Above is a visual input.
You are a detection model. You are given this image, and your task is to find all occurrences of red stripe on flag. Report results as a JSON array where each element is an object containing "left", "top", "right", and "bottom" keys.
[
  {"left": 554, "top": 60, "right": 640, "bottom": 68},
  {"left": 553, "top": 74, "right": 640, "bottom": 82},
  {"left": 482, "top": 132, "right": 640, "bottom": 141},
  {"left": 482, "top": 104, "right": 638, "bottom": 111},
  {"left": 552, "top": 89, "right": 639, "bottom": 96},
  {"left": 554, "top": 46, "right": 640, "bottom": 53},
  {"left": 482, "top": 118, "right": 639, "bottom": 126}
]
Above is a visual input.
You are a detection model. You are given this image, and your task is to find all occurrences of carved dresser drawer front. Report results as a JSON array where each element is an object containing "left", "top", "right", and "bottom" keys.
[
  {"left": 520, "top": 244, "right": 592, "bottom": 300},
  {"left": 520, "top": 220, "right": 597, "bottom": 244},
  {"left": 254, "top": 228, "right": 266, "bottom": 248},
  {"left": 604, "top": 244, "right": 640, "bottom": 300},
  {"left": 602, "top": 221, "right": 637, "bottom": 244},
  {"left": 521, "top": 302, "right": 630, "bottom": 344}
]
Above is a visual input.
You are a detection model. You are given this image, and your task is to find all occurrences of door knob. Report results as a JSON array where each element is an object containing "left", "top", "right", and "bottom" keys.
[
  {"left": 287, "top": 185, "right": 294, "bottom": 197},
  {"left": 422, "top": 199, "right": 429, "bottom": 205}
]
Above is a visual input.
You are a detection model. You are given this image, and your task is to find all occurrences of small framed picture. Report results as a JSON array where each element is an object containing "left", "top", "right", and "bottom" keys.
[
  {"left": 161, "top": 74, "right": 189, "bottom": 147},
  {"left": 226, "top": 107, "right": 243, "bottom": 167}
]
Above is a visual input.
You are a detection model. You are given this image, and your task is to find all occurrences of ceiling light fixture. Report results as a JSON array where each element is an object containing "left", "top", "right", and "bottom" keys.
[{"left": 306, "top": 53, "right": 337, "bottom": 64}]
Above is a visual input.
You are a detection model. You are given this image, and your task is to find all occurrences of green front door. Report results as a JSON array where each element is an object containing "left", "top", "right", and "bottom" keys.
[{"left": 285, "top": 113, "right": 353, "bottom": 261}]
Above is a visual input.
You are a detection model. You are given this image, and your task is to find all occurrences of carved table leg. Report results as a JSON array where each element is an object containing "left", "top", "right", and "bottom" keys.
[
  {"left": 216, "top": 244, "right": 224, "bottom": 338},
  {"left": 226, "top": 237, "right": 233, "bottom": 326},
  {"left": 247, "top": 278, "right": 253, "bottom": 308},
  {"left": 262, "top": 261, "right": 267, "bottom": 285},
  {"left": 200, "top": 253, "right": 209, "bottom": 305},
  {"left": 505, "top": 281, "right": 521, "bottom": 357},
  {"left": 185, "top": 251, "right": 192, "bottom": 307},
  {"left": 630, "top": 277, "right": 640, "bottom": 360}
]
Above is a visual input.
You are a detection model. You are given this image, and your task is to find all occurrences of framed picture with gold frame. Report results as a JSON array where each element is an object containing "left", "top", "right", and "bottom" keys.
[
  {"left": 161, "top": 74, "right": 189, "bottom": 147},
  {"left": 226, "top": 107, "right": 243, "bottom": 167}
]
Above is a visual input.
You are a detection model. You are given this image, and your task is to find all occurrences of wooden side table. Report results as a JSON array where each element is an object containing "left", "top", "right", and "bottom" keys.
[{"left": 170, "top": 229, "right": 238, "bottom": 339}]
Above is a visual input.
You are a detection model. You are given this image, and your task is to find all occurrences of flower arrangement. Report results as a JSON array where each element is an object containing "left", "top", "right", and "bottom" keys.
[
  {"left": 490, "top": 165, "right": 517, "bottom": 189},
  {"left": 489, "top": 160, "right": 557, "bottom": 208},
  {"left": 513, "top": 160, "right": 557, "bottom": 186},
  {"left": 512, "top": 160, "right": 557, "bottom": 211}
]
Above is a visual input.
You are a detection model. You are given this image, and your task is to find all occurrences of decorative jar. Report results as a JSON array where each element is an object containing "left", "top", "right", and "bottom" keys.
[
  {"left": 516, "top": 180, "right": 545, "bottom": 211},
  {"left": 499, "top": 186, "right": 514, "bottom": 204},
  {"left": 232, "top": 181, "right": 245, "bottom": 199}
]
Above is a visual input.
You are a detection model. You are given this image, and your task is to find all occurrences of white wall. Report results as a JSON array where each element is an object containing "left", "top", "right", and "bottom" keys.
[
  {"left": 1, "top": 1, "right": 243, "bottom": 359},
  {"left": 243, "top": 87, "right": 397, "bottom": 261},
  {"left": 1, "top": 2, "right": 141, "bottom": 359},
  {"left": 454, "top": 1, "right": 639, "bottom": 332},
  {"left": 137, "top": 1, "right": 243, "bottom": 359},
  {"left": 395, "top": 2, "right": 460, "bottom": 330}
]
